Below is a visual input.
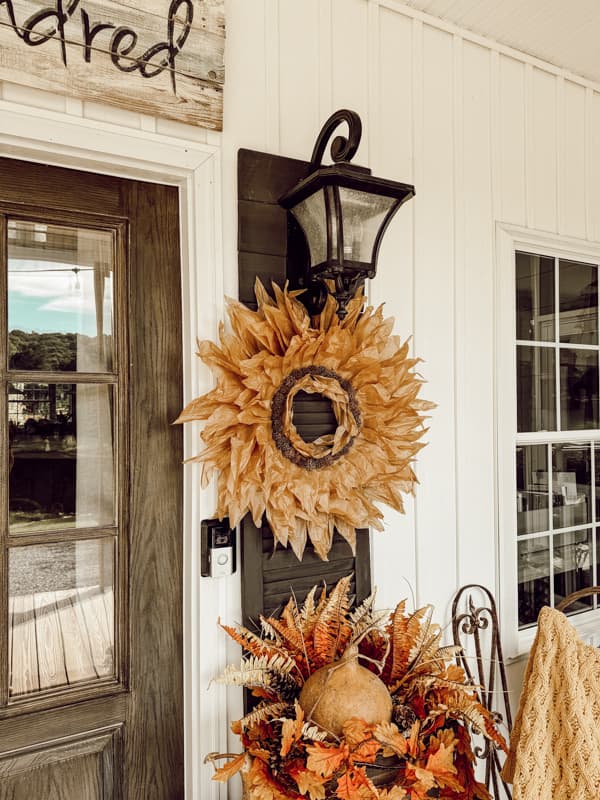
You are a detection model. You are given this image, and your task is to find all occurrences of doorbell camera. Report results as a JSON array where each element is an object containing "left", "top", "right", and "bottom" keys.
[{"left": 201, "top": 518, "right": 236, "bottom": 578}]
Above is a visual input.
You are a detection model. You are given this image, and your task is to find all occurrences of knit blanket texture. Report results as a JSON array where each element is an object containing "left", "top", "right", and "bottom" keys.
[{"left": 501, "top": 606, "right": 600, "bottom": 799}]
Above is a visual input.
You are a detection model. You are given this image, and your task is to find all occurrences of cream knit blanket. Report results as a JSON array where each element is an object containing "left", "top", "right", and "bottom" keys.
[{"left": 501, "top": 606, "right": 600, "bottom": 799}]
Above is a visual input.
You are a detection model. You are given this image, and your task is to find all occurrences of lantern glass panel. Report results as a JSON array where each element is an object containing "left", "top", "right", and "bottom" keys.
[
  {"left": 338, "top": 188, "right": 398, "bottom": 265},
  {"left": 289, "top": 189, "right": 329, "bottom": 269}
]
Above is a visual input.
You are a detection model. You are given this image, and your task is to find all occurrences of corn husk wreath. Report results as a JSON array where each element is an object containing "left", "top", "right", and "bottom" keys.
[
  {"left": 206, "top": 576, "right": 508, "bottom": 799},
  {"left": 176, "top": 280, "right": 434, "bottom": 560}
]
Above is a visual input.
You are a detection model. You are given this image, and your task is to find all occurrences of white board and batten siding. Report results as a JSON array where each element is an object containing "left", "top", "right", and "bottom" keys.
[
  {"left": 3, "top": 0, "right": 600, "bottom": 797},
  {"left": 225, "top": 0, "right": 600, "bottom": 613}
]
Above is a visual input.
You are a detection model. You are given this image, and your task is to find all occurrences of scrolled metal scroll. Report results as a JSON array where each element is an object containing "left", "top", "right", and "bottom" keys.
[
  {"left": 309, "top": 108, "right": 362, "bottom": 168},
  {"left": 452, "top": 584, "right": 513, "bottom": 800}
]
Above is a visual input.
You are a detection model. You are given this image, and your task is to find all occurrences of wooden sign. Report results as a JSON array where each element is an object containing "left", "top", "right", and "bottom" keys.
[{"left": 0, "top": 0, "right": 225, "bottom": 130}]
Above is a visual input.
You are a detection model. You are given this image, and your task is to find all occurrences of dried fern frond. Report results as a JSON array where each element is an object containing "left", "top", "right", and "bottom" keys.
[
  {"left": 215, "top": 654, "right": 298, "bottom": 690},
  {"left": 240, "top": 701, "right": 290, "bottom": 731},
  {"left": 300, "top": 722, "right": 329, "bottom": 742},
  {"left": 312, "top": 575, "right": 353, "bottom": 665},
  {"left": 220, "top": 621, "right": 306, "bottom": 680}
]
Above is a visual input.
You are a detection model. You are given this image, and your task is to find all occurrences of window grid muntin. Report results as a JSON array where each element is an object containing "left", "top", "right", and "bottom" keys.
[
  {"left": 516, "top": 249, "right": 600, "bottom": 628},
  {"left": 1, "top": 208, "right": 126, "bottom": 711}
]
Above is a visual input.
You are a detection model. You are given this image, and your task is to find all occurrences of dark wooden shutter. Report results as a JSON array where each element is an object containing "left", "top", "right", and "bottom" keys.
[
  {"left": 241, "top": 520, "right": 371, "bottom": 627},
  {"left": 237, "top": 148, "right": 372, "bottom": 628}
]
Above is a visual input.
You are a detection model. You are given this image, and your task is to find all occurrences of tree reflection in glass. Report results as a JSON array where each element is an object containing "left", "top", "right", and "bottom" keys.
[{"left": 7, "top": 220, "right": 114, "bottom": 373}]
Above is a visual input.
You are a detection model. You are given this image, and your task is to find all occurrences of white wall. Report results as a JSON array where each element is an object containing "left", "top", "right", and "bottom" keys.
[
  {"left": 221, "top": 3, "right": 600, "bottom": 785},
  {"left": 3, "top": 0, "right": 600, "bottom": 796},
  {"left": 222, "top": 0, "right": 600, "bottom": 608}
]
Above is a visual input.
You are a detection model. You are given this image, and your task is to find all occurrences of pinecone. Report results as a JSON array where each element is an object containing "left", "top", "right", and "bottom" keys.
[
  {"left": 269, "top": 672, "right": 300, "bottom": 703},
  {"left": 392, "top": 699, "right": 417, "bottom": 733}
]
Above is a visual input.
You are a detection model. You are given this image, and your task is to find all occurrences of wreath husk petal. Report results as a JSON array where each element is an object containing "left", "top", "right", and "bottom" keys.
[{"left": 177, "top": 280, "right": 435, "bottom": 560}]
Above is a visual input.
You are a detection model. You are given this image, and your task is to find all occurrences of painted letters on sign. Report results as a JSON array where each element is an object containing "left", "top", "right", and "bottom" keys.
[{"left": 0, "top": 0, "right": 225, "bottom": 129}]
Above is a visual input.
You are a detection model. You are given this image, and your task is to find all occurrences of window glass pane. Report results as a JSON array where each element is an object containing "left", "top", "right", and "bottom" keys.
[
  {"left": 559, "top": 259, "right": 598, "bottom": 345},
  {"left": 518, "top": 537, "right": 550, "bottom": 628},
  {"left": 551, "top": 442, "right": 591, "bottom": 529},
  {"left": 517, "top": 444, "right": 549, "bottom": 535},
  {"left": 559, "top": 348, "right": 598, "bottom": 430},
  {"left": 516, "top": 251, "right": 555, "bottom": 342},
  {"left": 8, "top": 538, "right": 114, "bottom": 698},
  {"left": 553, "top": 529, "right": 593, "bottom": 612},
  {"left": 8, "top": 220, "right": 114, "bottom": 372},
  {"left": 9, "top": 383, "right": 115, "bottom": 532},
  {"left": 595, "top": 445, "right": 600, "bottom": 520},
  {"left": 517, "top": 345, "right": 556, "bottom": 432}
]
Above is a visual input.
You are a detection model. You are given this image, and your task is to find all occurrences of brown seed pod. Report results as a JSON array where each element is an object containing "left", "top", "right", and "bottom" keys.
[{"left": 299, "top": 645, "right": 392, "bottom": 736}]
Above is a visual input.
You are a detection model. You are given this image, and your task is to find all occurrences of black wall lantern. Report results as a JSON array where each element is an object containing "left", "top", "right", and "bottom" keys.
[
  {"left": 279, "top": 109, "right": 414, "bottom": 319},
  {"left": 236, "top": 109, "right": 414, "bottom": 319}
]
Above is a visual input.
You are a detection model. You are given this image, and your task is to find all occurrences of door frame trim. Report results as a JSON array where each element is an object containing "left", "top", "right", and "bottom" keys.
[{"left": 0, "top": 99, "right": 229, "bottom": 800}]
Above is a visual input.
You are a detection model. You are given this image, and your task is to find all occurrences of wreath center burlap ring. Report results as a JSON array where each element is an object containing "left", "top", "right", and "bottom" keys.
[{"left": 270, "top": 365, "right": 362, "bottom": 470}]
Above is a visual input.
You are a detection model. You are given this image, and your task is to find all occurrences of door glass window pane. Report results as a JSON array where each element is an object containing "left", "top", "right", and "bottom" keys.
[
  {"left": 553, "top": 529, "right": 593, "bottom": 612},
  {"left": 517, "top": 444, "right": 549, "bottom": 535},
  {"left": 559, "top": 348, "right": 599, "bottom": 430},
  {"left": 8, "top": 220, "right": 114, "bottom": 372},
  {"left": 551, "top": 442, "right": 591, "bottom": 529},
  {"left": 8, "top": 538, "right": 114, "bottom": 698},
  {"left": 516, "top": 251, "right": 555, "bottom": 341},
  {"left": 9, "top": 383, "right": 115, "bottom": 532},
  {"left": 517, "top": 345, "right": 556, "bottom": 432},
  {"left": 518, "top": 537, "right": 550, "bottom": 627},
  {"left": 559, "top": 259, "right": 598, "bottom": 345}
]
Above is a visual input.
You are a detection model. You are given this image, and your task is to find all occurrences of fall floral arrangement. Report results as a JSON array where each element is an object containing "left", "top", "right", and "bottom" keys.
[
  {"left": 176, "top": 281, "right": 433, "bottom": 560},
  {"left": 208, "top": 576, "right": 507, "bottom": 799}
]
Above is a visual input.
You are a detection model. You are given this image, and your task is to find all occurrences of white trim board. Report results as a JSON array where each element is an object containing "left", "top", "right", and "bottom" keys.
[
  {"left": 495, "top": 222, "right": 600, "bottom": 660},
  {"left": 0, "top": 97, "right": 228, "bottom": 800}
]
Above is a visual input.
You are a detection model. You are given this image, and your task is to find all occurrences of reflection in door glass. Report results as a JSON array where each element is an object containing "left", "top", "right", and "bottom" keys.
[
  {"left": 8, "top": 383, "right": 115, "bottom": 532},
  {"left": 8, "top": 539, "right": 114, "bottom": 698},
  {"left": 8, "top": 220, "right": 114, "bottom": 372}
]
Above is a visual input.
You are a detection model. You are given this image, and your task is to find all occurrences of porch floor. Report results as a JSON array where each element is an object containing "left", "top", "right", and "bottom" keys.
[{"left": 9, "top": 586, "right": 114, "bottom": 698}]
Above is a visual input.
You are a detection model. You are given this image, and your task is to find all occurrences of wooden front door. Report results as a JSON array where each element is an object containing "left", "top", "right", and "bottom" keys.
[{"left": 0, "top": 158, "right": 184, "bottom": 799}]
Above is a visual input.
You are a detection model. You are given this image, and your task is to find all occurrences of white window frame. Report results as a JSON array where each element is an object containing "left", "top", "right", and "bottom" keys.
[{"left": 497, "top": 222, "right": 600, "bottom": 659}]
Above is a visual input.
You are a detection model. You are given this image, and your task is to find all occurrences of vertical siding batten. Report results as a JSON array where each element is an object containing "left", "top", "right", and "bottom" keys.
[
  {"left": 530, "top": 68, "right": 559, "bottom": 232},
  {"left": 452, "top": 34, "right": 465, "bottom": 597},
  {"left": 556, "top": 76, "right": 565, "bottom": 236},
  {"left": 331, "top": 0, "right": 370, "bottom": 162},
  {"left": 264, "top": 0, "right": 281, "bottom": 155},
  {"left": 414, "top": 24, "right": 457, "bottom": 613},
  {"left": 590, "top": 92, "right": 600, "bottom": 241},
  {"left": 411, "top": 16, "right": 424, "bottom": 608},
  {"left": 278, "top": 0, "right": 321, "bottom": 158},
  {"left": 585, "top": 87, "right": 594, "bottom": 241},
  {"left": 318, "top": 0, "right": 334, "bottom": 123},
  {"left": 371, "top": 8, "right": 419, "bottom": 611},
  {"left": 562, "top": 81, "right": 586, "bottom": 239},
  {"left": 498, "top": 56, "right": 527, "bottom": 226},
  {"left": 457, "top": 41, "right": 496, "bottom": 591}
]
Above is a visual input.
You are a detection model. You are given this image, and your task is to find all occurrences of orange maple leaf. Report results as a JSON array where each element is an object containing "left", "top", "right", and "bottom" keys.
[
  {"left": 335, "top": 768, "right": 378, "bottom": 799},
  {"left": 306, "top": 742, "right": 350, "bottom": 777},
  {"left": 246, "top": 757, "right": 292, "bottom": 800},
  {"left": 342, "top": 718, "right": 375, "bottom": 748},
  {"left": 425, "top": 742, "right": 463, "bottom": 793},
  {"left": 350, "top": 738, "right": 380, "bottom": 765},
  {"left": 211, "top": 752, "right": 246, "bottom": 783},
  {"left": 280, "top": 701, "right": 305, "bottom": 757},
  {"left": 373, "top": 721, "right": 408, "bottom": 758},
  {"left": 293, "top": 768, "right": 329, "bottom": 800},
  {"left": 377, "top": 787, "right": 408, "bottom": 799}
]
